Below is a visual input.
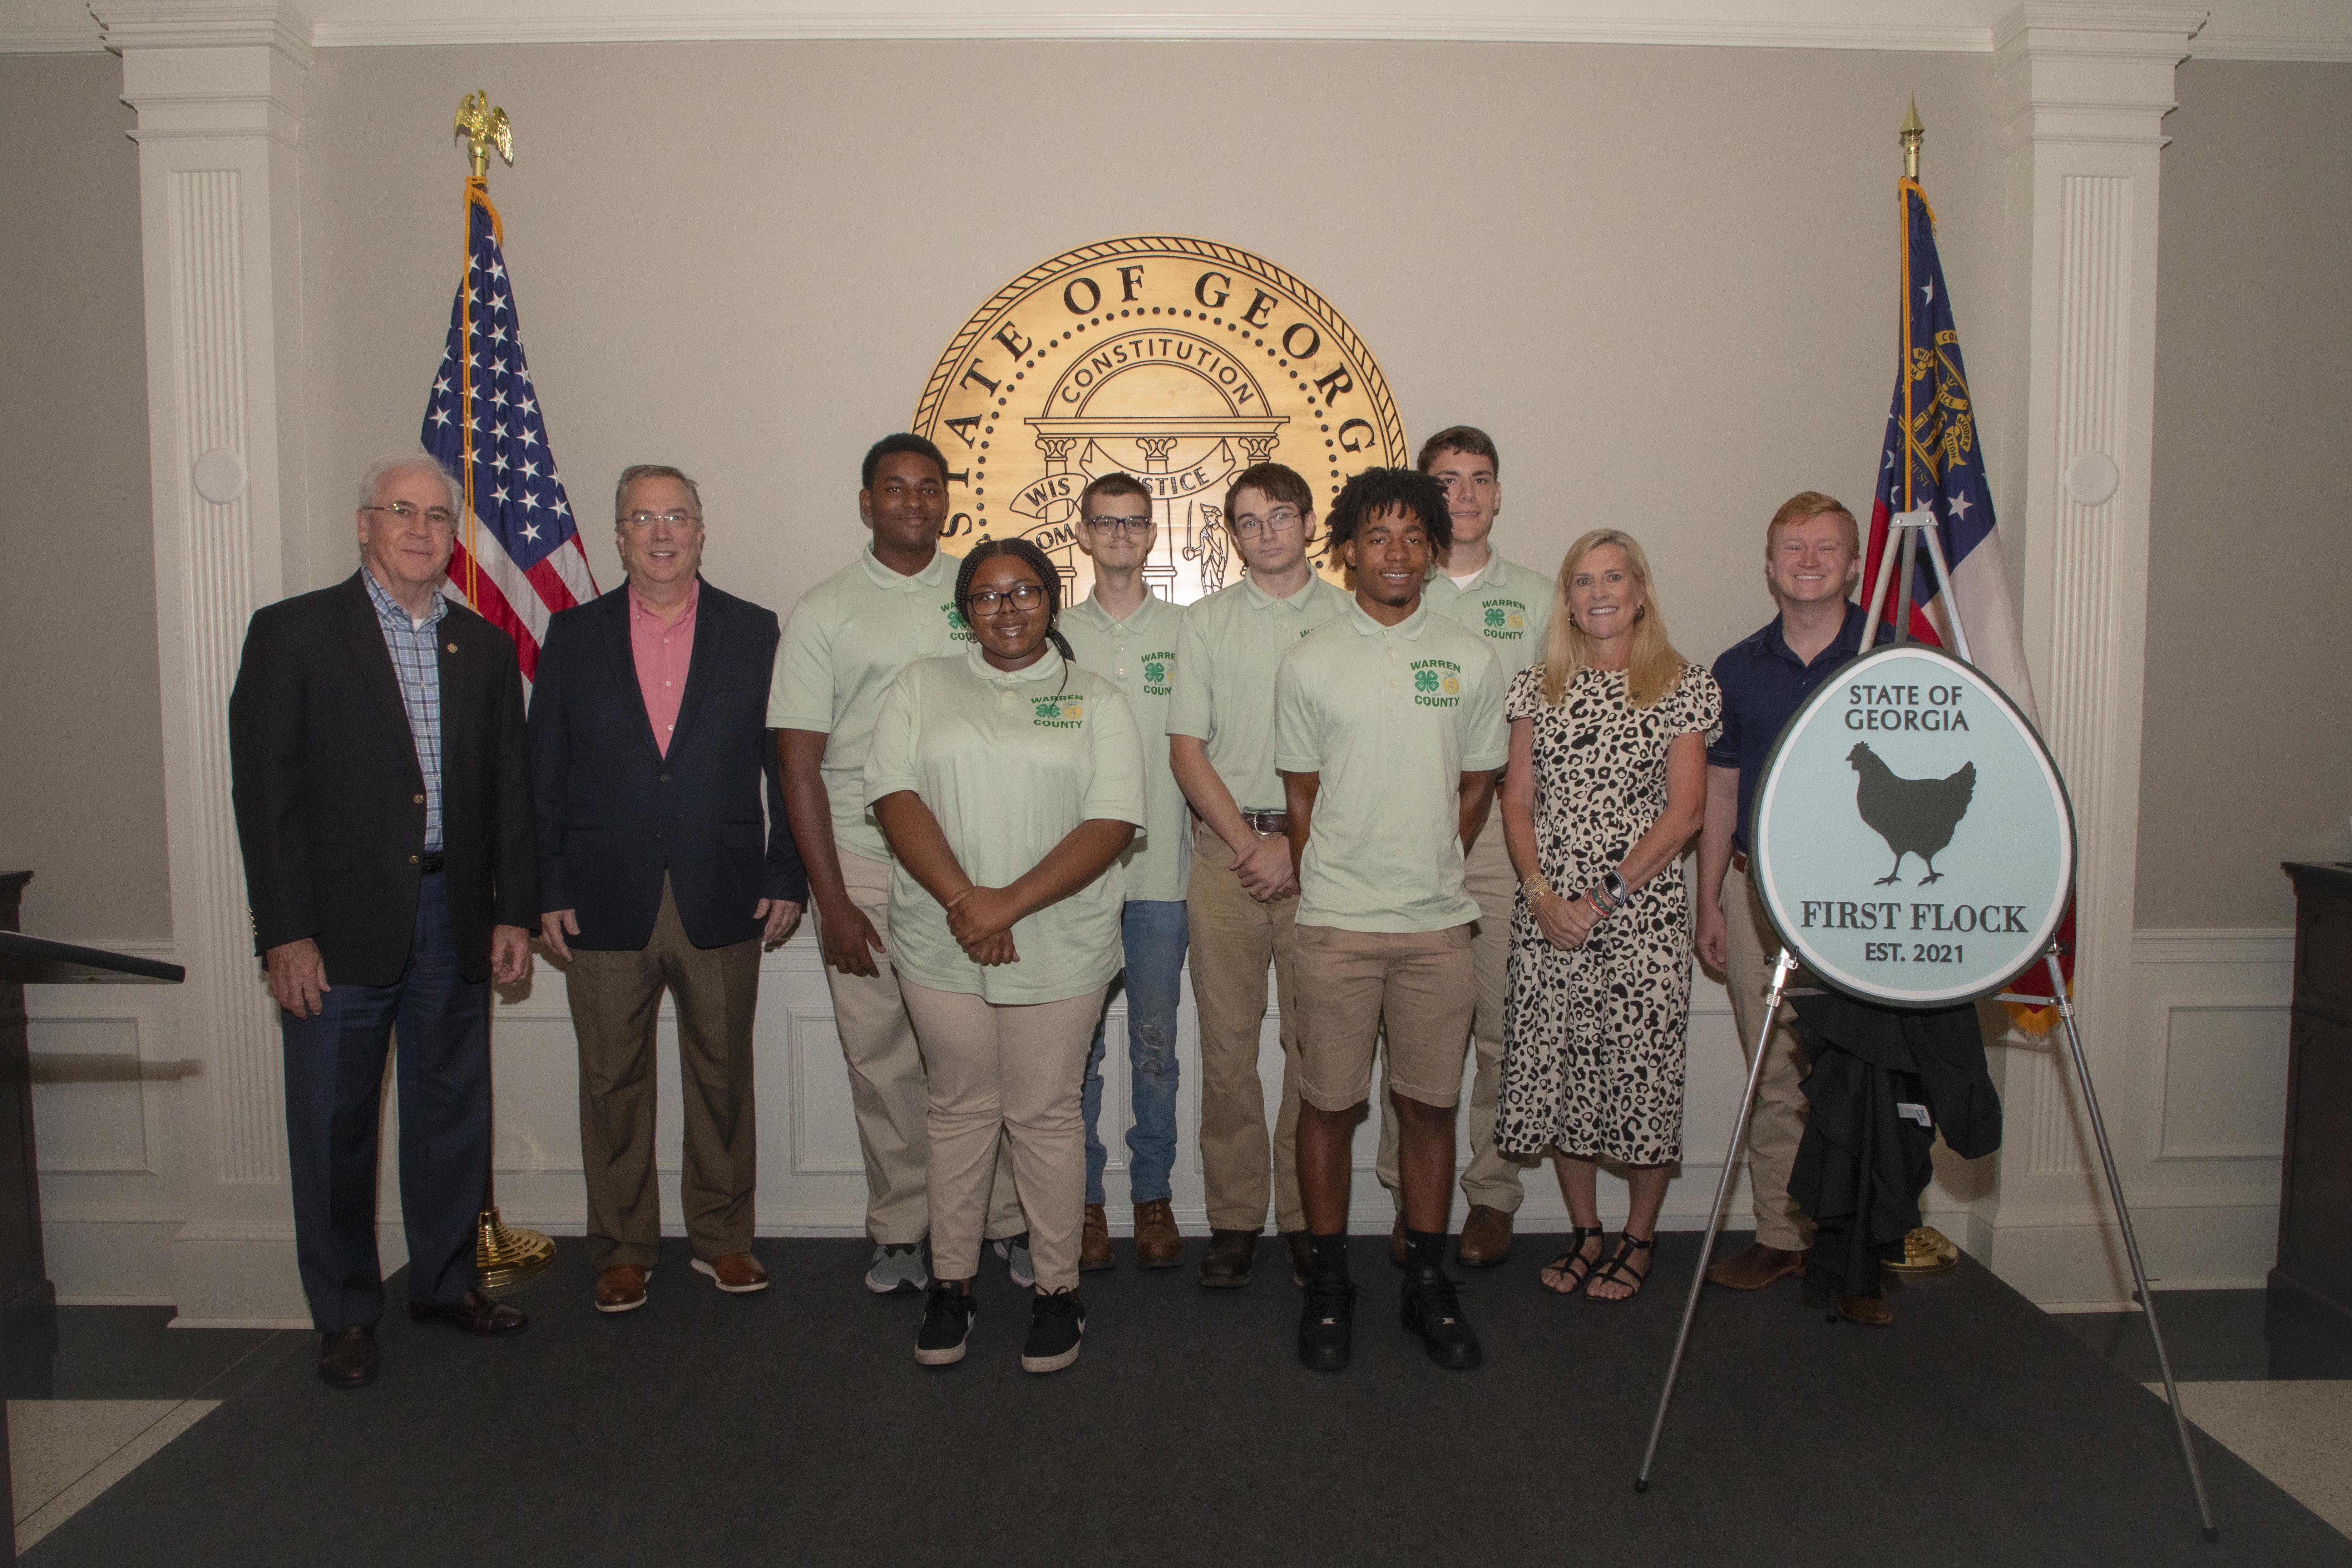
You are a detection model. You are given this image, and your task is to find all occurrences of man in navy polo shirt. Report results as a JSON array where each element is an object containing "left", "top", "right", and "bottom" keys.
[{"left": 1693, "top": 492, "right": 1872, "bottom": 1308}]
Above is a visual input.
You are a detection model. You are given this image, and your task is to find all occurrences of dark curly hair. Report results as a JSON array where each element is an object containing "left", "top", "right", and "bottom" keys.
[
  {"left": 954, "top": 537, "right": 1074, "bottom": 663},
  {"left": 1325, "top": 467, "right": 1452, "bottom": 555}
]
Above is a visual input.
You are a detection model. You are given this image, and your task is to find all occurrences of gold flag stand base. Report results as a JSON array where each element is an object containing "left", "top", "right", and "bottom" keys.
[
  {"left": 475, "top": 1206, "right": 556, "bottom": 1291},
  {"left": 1883, "top": 1224, "right": 1960, "bottom": 1276}
]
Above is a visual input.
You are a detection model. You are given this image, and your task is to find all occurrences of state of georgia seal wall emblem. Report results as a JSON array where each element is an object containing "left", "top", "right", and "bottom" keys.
[{"left": 912, "top": 237, "right": 1408, "bottom": 605}]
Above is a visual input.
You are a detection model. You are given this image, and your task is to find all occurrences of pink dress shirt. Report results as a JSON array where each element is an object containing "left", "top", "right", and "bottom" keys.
[{"left": 628, "top": 580, "right": 699, "bottom": 757}]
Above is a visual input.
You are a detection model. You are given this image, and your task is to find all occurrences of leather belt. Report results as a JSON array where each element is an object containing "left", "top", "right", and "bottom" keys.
[
  {"left": 1731, "top": 850, "right": 1750, "bottom": 875},
  {"left": 418, "top": 852, "right": 446, "bottom": 875},
  {"left": 1239, "top": 808, "right": 1290, "bottom": 836}
]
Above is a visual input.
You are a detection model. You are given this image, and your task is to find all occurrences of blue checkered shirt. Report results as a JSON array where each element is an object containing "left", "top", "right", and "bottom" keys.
[{"left": 362, "top": 569, "right": 448, "bottom": 852}]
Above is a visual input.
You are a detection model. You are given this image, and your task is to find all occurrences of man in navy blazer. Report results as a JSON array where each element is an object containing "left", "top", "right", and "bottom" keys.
[
  {"left": 530, "top": 464, "right": 805, "bottom": 1314},
  {"left": 229, "top": 453, "right": 537, "bottom": 1389}
]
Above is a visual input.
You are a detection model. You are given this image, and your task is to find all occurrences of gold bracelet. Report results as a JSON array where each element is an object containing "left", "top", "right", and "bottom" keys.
[{"left": 1521, "top": 874, "right": 1554, "bottom": 902}]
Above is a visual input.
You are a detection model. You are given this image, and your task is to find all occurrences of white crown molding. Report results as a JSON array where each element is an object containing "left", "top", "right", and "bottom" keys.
[{"left": 9, "top": 1, "right": 2349, "bottom": 59}]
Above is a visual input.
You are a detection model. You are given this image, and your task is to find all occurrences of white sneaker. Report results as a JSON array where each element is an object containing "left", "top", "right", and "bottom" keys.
[
  {"left": 992, "top": 1233, "right": 1035, "bottom": 1289},
  {"left": 865, "top": 1242, "right": 930, "bottom": 1295}
]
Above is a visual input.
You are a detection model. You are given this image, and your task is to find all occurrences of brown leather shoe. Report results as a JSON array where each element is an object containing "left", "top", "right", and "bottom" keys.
[
  {"left": 317, "top": 1324, "right": 377, "bottom": 1388},
  {"left": 594, "top": 1263, "right": 651, "bottom": 1314},
  {"left": 1081, "top": 1204, "right": 1115, "bottom": 1272},
  {"left": 1284, "top": 1230, "right": 1313, "bottom": 1286},
  {"left": 1199, "top": 1228, "right": 1256, "bottom": 1288},
  {"left": 1456, "top": 1205, "right": 1514, "bottom": 1267},
  {"left": 1705, "top": 1242, "right": 1808, "bottom": 1291},
  {"left": 693, "top": 1252, "right": 769, "bottom": 1294},
  {"left": 1837, "top": 1291, "right": 1895, "bottom": 1327},
  {"left": 1388, "top": 1213, "right": 1407, "bottom": 1268},
  {"left": 407, "top": 1288, "right": 528, "bottom": 1335},
  {"left": 1132, "top": 1200, "right": 1182, "bottom": 1268}
]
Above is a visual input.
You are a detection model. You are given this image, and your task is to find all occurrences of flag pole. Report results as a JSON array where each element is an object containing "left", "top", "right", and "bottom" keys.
[
  {"left": 452, "top": 93, "right": 555, "bottom": 1291},
  {"left": 1882, "top": 95, "right": 1963, "bottom": 1277}
]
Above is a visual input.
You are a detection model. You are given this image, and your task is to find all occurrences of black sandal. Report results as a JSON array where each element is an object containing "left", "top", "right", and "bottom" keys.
[
  {"left": 1538, "top": 1225, "right": 1605, "bottom": 1296},
  {"left": 1585, "top": 1232, "right": 1655, "bottom": 1303}
]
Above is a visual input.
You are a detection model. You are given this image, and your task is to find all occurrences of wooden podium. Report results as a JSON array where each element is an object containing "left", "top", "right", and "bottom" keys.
[
  {"left": 0, "top": 871, "right": 185, "bottom": 1566},
  {"left": 2272, "top": 863, "right": 2352, "bottom": 1365}
]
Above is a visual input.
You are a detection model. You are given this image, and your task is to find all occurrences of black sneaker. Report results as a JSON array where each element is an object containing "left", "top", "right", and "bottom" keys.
[
  {"left": 1298, "top": 1274, "right": 1356, "bottom": 1371},
  {"left": 914, "top": 1283, "right": 977, "bottom": 1367},
  {"left": 1021, "top": 1287, "right": 1086, "bottom": 1374},
  {"left": 1401, "top": 1265, "right": 1482, "bottom": 1370}
]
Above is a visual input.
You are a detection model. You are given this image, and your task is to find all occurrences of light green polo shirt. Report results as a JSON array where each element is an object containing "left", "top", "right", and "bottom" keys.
[
  {"left": 1273, "top": 598, "right": 1507, "bottom": 933},
  {"left": 1428, "top": 548, "right": 1555, "bottom": 683},
  {"left": 862, "top": 645, "right": 1148, "bottom": 1004},
  {"left": 1060, "top": 590, "right": 1189, "bottom": 904},
  {"left": 768, "top": 545, "right": 973, "bottom": 863},
  {"left": 1165, "top": 572, "right": 1351, "bottom": 813}
]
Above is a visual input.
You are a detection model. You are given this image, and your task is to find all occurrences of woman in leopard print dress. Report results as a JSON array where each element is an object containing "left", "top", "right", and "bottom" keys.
[{"left": 1496, "top": 529, "right": 1719, "bottom": 1303}]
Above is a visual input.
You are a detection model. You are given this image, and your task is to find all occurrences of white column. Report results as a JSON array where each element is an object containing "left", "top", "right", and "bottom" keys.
[
  {"left": 1973, "top": 3, "right": 2203, "bottom": 1302},
  {"left": 105, "top": 1, "right": 316, "bottom": 1324}
]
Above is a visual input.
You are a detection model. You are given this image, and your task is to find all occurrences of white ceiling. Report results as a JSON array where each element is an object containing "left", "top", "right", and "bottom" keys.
[{"left": 8, "top": 0, "right": 2351, "bottom": 59}]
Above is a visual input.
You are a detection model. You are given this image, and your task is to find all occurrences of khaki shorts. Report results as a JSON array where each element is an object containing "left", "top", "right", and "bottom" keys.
[{"left": 1294, "top": 923, "right": 1476, "bottom": 1112}]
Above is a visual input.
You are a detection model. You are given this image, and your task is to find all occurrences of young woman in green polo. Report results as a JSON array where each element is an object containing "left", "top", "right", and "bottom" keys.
[{"left": 863, "top": 538, "right": 1148, "bottom": 1374}]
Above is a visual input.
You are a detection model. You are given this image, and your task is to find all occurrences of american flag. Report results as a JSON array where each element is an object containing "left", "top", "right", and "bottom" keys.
[
  {"left": 1865, "top": 173, "right": 2070, "bottom": 1016},
  {"left": 420, "top": 179, "right": 598, "bottom": 680}
]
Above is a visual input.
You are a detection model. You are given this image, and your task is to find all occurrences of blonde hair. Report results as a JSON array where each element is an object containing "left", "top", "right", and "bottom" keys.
[
  {"left": 1763, "top": 491, "right": 1859, "bottom": 555},
  {"left": 1538, "top": 529, "right": 1688, "bottom": 709}
]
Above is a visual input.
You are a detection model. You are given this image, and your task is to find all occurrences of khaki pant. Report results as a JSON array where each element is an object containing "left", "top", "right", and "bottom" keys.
[
  {"left": 1724, "top": 859, "right": 1814, "bottom": 1251},
  {"left": 1296, "top": 924, "right": 1477, "bottom": 1112},
  {"left": 901, "top": 981, "right": 1106, "bottom": 1293},
  {"left": 1374, "top": 828, "right": 1529, "bottom": 1212},
  {"left": 567, "top": 876, "right": 760, "bottom": 1271},
  {"left": 819, "top": 851, "right": 1020, "bottom": 1247},
  {"left": 1185, "top": 819, "right": 1306, "bottom": 1234}
]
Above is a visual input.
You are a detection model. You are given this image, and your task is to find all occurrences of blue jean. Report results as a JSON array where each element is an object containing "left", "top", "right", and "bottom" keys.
[
  {"left": 280, "top": 872, "right": 491, "bottom": 1331},
  {"left": 1081, "top": 899, "right": 1189, "bottom": 1205}
]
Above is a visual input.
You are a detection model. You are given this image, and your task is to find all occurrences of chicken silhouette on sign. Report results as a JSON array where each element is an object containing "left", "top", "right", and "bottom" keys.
[{"left": 1847, "top": 743, "right": 1975, "bottom": 886}]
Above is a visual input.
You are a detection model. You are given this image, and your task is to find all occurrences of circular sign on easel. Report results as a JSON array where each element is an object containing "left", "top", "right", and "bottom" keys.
[{"left": 1750, "top": 643, "right": 2074, "bottom": 1007}]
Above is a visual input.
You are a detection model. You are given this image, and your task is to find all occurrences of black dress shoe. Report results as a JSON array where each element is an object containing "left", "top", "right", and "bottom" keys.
[
  {"left": 407, "top": 1288, "right": 528, "bottom": 1336},
  {"left": 1401, "top": 1265, "right": 1482, "bottom": 1370},
  {"left": 1298, "top": 1275, "right": 1357, "bottom": 1371},
  {"left": 1199, "top": 1228, "right": 1257, "bottom": 1288},
  {"left": 317, "top": 1324, "right": 377, "bottom": 1388}
]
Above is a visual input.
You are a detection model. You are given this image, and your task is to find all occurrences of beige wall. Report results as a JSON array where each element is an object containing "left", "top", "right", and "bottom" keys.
[
  {"left": 0, "top": 56, "right": 171, "bottom": 942},
  {"left": 296, "top": 39, "right": 2002, "bottom": 672},
  {"left": 2136, "top": 60, "right": 2352, "bottom": 930}
]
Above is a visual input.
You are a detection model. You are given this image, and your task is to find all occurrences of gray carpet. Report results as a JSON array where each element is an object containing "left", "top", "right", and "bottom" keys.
[{"left": 23, "top": 1233, "right": 2347, "bottom": 1567}]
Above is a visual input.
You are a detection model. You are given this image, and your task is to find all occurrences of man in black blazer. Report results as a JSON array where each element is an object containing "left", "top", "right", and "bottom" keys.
[
  {"left": 229, "top": 453, "right": 537, "bottom": 1390},
  {"left": 530, "top": 464, "right": 806, "bottom": 1314}
]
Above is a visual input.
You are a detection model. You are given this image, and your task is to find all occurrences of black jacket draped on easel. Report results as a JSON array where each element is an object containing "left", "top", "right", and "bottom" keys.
[{"left": 1787, "top": 991, "right": 2002, "bottom": 1297}]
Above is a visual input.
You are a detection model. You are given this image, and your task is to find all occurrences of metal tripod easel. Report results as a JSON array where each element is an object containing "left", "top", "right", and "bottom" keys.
[{"left": 1634, "top": 508, "right": 2217, "bottom": 1542}]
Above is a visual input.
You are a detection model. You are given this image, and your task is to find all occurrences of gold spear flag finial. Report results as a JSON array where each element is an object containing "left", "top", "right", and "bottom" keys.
[
  {"left": 455, "top": 91, "right": 514, "bottom": 179},
  {"left": 1900, "top": 93, "right": 1924, "bottom": 180}
]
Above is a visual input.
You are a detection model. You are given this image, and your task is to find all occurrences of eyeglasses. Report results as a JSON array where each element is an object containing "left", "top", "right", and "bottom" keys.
[
  {"left": 1084, "top": 515, "right": 1153, "bottom": 537},
  {"left": 362, "top": 502, "right": 458, "bottom": 532},
  {"left": 967, "top": 583, "right": 1045, "bottom": 613},
  {"left": 1229, "top": 507, "right": 1302, "bottom": 539},
  {"left": 618, "top": 510, "right": 699, "bottom": 530}
]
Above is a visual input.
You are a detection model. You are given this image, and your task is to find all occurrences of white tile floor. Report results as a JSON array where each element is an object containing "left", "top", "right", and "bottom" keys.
[
  {"left": 9, "top": 1399, "right": 221, "bottom": 1553},
  {"left": 2147, "top": 1381, "right": 2352, "bottom": 1539}
]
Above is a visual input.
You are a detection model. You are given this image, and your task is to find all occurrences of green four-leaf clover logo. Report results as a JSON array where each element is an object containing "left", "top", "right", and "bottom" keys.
[
  {"left": 1414, "top": 669, "right": 1440, "bottom": 693},
  {"left": 1483, "top": 605, "right": 1506, "bottom": 628},
  {"left": 1144, "top": 660, "right": 1166, "bottom": 683},
  {"left": 947, "top": 609, "right": 969, "bottom": 633}
]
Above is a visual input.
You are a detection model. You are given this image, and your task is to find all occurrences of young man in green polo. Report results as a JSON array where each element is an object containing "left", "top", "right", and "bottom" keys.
[
  {"left": 1276, "top": 468, "right": 1505, "bottom": 1371},
  {"left": 1166, "top": 462, "right": 1351, "bottom": 1289},
  {"left": 1373, "top": 426, "right": 1555, "bottom": 1269}
]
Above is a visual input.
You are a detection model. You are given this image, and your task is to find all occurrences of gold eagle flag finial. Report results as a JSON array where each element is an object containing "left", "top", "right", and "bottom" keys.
[{"left": 455, "top": 91, "right": 514, "bottom": 179}]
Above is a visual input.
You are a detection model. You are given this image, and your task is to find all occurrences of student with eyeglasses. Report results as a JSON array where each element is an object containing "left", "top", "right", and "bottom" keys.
[
  {"left": 1058, "top": 473, "right": 1190, "bottom": 1272},
  {"left": 1165, "top": 462, "right": 1350, "bottom": 1289},
  {"left": 863, "top": 538, "right": 1147, "bottom": 1372}
]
